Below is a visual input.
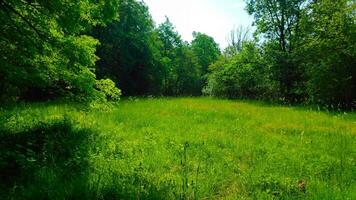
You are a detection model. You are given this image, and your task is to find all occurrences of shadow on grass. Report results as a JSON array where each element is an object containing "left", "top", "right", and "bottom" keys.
[
  {"left": 230, "top": 98, "right": 356, "bottom": 120},
  {"left": 0, "top": 119, "right": 93, "bottom": 199},
  {"left": 0, "top": 119, "right": 169, "bottom": 200}
]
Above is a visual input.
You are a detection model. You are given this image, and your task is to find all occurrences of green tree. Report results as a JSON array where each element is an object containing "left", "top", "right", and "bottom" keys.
[
  {"left": 191, "top": 32, "right": 221, "bottom": 75},
  {"left": 156, "top": 17, "right": 183, "bottom": 95},
  {"left": 157, "top": 18, "right": 181, "bottom": 94},
  {"left": 205, "top": 42, "right": 274, "bottom": 99},
  {"left": 245, "top": 0, "right": 308, "bottom": 102},
  {"left": 175, "top": 43, "right": 201, "bottom": 95},
  {"left": 156, "top": 18, "right": 202, "bottom": 95},
  {"left": 0, "top": 0, "right": 120, "bottom": 102},
  {"left": 92, "top": 0, "right": 163, "bottom": 96},
  {"left": 190, "top": 32, "right": 221, "bottom": 93},
  {"left": 300, "top": 0, "right": 356, "bottom": 107}
]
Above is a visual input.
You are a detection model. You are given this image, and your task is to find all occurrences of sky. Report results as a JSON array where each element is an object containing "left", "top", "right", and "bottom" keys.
[{"left": 143, "top": 0, "right": 254, "bottom": 49}]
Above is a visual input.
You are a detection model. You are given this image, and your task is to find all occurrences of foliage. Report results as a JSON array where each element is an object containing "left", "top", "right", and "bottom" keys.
[
  {"left": 300, "top": 0, "right": 356, "bottom": 108},
  {"left": 205, "top": 42, "right": 276, "bottom": 99},
  {"left": 1, "top": 0, "right": 354, "bottom": 108},
  {"left": 191, "top": 32, "right": 221, "bottom": 75},
  {"left": 95, "top": 79, "right": 122, "bottom": 101},
  {"left": 174, "top": 44, "right": 202, "bottom": 95},
  {"left": 0, "top": 0, "right": 120, "bottom": 102},
  {"left": 190, "top": 32, "right": 221, "bottom": 93},
  {"left": 93, "top": 11, "right": 219, "bottom": 97},
  {"left": 209, "top": 0, "right": 356, "bottom": 108},
  {"left": 92, "top": 0, "right": 163, "bottom": 96},
  {"left": 156, "top": 18, "right": 203, "bottom": 95},
  {"left": 156, "top": 17, "right": 184, "bottom": 95},
  {"left": 245, "top": 0, "right": 307, "bottom": 102}
]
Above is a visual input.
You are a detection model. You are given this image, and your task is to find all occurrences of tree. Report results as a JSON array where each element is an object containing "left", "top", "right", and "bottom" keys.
[
  {"left": 156, "top": 18, "right": 203, "bottom": 96},
  {"left": 157, "top": 17, "right": 183, "bottom": 95},
  {"left": 92, "top": 0, "right": 163, "bottom": 96},
  {"left": 190, "top": 32, "right": 220, "bottom": 93},
  {"left": 156, "top": 17, "right": 184, "bottom": 95},
  {"left": 224, "top": 26, "right": 251, "bottom": 57},
  {"left": 245, "top": 0, "right": 308, "bottom": 102},
  {"left": 300, "top": 0, "right": 356, "bottom": 107},
  {"left": 245, "top": 0, "right": 307, "bottom": 53},
  {"left": 175, "top": 43, "right": 201, "bottom": 95},
  {"left": 191, "top": 32, "right": 221, "bottom": 75},
  {"left": 205, "top": 42, "right": 274, "bottom": 99},
  {"left": 0, "top": 0, "right": 120, "bottom": 102}
]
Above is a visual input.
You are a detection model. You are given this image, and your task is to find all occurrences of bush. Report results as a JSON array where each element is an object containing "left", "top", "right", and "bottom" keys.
[
  {"left": 95, "top": 79, "right": 122, "bottom": 101},
  {"left": 205, "top": 42, "right": 275, "bottom": 100}
]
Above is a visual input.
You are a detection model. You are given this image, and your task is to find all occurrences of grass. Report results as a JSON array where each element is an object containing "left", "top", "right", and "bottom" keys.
[{"left": 0, "top": 97, "right": 355, "bottom": 199}]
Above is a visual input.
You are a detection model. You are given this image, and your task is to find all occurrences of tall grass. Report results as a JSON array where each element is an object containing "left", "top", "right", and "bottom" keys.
[{"left": 0, "top": 98, "right": 355, "bottom": 199}]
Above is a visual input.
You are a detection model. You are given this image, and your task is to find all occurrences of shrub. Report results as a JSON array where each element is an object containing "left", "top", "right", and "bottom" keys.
[
  {"left": 95, "top": 79, "right": 122, "bottom": 101},
  {"left": 205, "top": 42, "right": 274, "bottom": 100}
]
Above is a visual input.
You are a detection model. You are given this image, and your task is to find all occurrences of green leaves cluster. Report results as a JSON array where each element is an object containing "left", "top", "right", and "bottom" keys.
[
  {"left": 2, "top": 0, "right": 353, "bottom": 108},
  {"left": 0, "top": 0, "right": 121, "bottom": 102},
  {"left": 207, "top": 0, "right": 355, "bottom": 108},
  {"left": 93, "top": 6, "right": 221, "bottom": 97},
  {"left": 157, "top": 18, "right": 202, "bottom": 96},
  {"left": 205, "top": 42, "right": 275, "bottom": 99},
  {"left": 300, "top": 0, "right": 356, "bottom": 107},
  {"left": 191, "top": 32, "right": 221, "bottom": 75},
  {"left": 95, "top": 79, "right": 122, "bottom": 101},
  {"left": 92, "top": 0, "right": 163, "bottom": 96}
]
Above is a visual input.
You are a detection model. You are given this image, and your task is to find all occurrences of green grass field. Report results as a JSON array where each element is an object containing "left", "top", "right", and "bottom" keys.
[{"left": 0, "top": 98, "right": 355, "bottom": 199}]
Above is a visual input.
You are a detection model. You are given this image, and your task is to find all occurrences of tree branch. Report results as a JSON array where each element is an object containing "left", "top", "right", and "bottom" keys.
[{"left": 0, "top": 0, "right": 46, "bottom": 40}]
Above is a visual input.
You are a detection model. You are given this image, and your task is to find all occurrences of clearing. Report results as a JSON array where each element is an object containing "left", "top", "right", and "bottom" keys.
[{"left": 0, "top": 98, "right": 355, "bottom": 199}]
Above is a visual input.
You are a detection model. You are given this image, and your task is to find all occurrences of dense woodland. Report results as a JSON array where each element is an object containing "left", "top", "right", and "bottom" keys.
[{"left": 0, "top": 0, "right": 355, "bottom": 108}]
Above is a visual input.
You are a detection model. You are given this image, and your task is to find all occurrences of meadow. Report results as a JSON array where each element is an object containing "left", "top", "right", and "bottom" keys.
[{"left": 0, "top": 98, "right": 355, "bottom": 199}]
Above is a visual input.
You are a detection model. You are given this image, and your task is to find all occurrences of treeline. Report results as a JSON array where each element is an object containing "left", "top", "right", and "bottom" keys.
[
  {"left": 91, "top": 0, "right": 220, "bottom": 96},
  {"left": 0, "top": 0, "right": 220, "bottom": 102},
  {"left": 1, "top": 0, "right": 355, "bottom": 108},
  {"left": 207, "top": 0, "right": 355, "bottom": 108}
]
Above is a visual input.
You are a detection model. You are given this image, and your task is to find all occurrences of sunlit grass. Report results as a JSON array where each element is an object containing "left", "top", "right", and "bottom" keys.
[{"left": 1, "top": 97, "right": 355, "bottom": 199}]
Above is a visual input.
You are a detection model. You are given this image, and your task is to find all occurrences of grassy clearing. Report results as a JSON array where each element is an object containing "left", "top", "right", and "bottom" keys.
[{"left": 0, "top": 97, "right": 355, "bottom": 199}]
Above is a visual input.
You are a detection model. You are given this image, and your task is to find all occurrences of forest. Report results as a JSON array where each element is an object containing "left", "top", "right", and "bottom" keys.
[
  {"left": 0, "top": 0, "right": 355, "bottom": 199},
  {"left": 1, "top": 0, "right": 355, "bottom": 107}
]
